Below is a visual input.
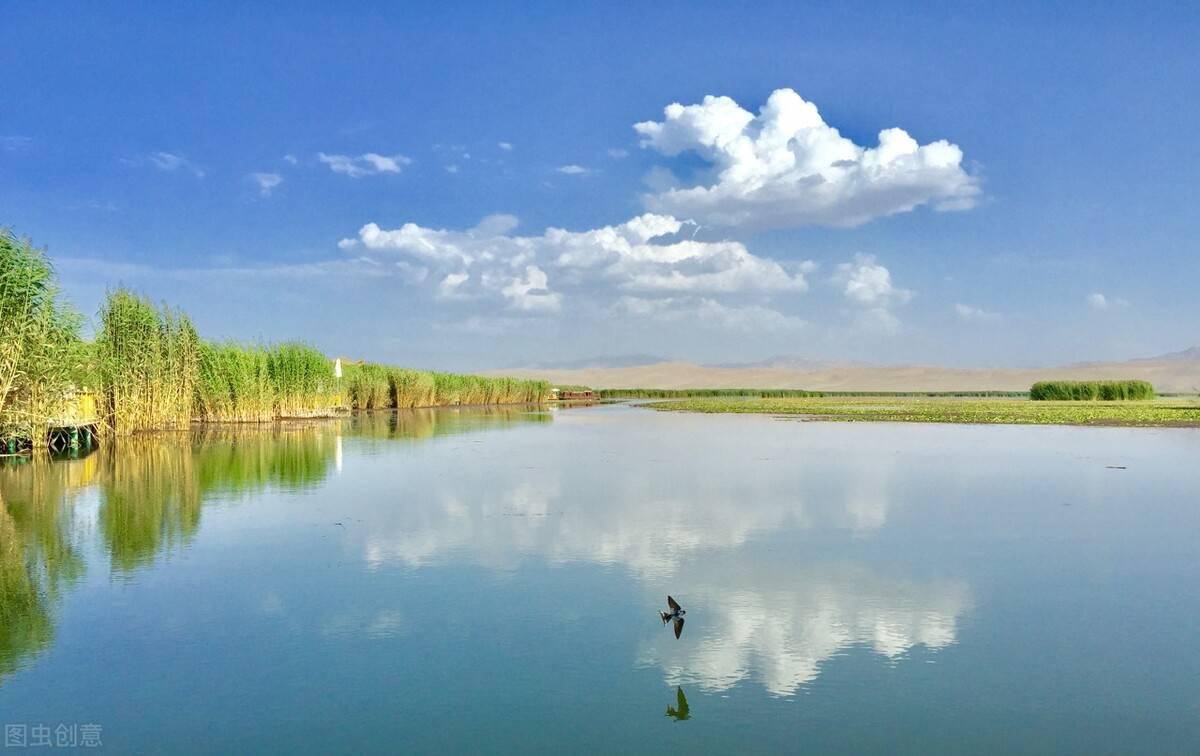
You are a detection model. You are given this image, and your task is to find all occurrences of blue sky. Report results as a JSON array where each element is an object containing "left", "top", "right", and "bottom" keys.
[{"left": 3, "top": 1, "right": 1197, "bottom": 370}]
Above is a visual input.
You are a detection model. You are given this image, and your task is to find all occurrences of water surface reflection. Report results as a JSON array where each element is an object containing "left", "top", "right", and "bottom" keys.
[{"left": 2, "top": 405, "right": 1196, "bottom": 753}]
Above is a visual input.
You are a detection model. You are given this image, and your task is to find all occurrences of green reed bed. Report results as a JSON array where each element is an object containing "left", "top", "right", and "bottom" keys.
[
  {"left": 0, "top": 231, "right": 88, "bottom": 448},
  {"left": 349, "top": 364, "right": 550, "bottom": 409},
  {"left": 646, "top": 395, "right": 1200, "bottom": 427},
  {"left": 196, "top": 342, "right": 275, "bottom": 422},
  {"left": 3, "top": 232, "right": 552, "bottom": 440},
  {"left": 97, "top": 289, "right": 200, "bottom": 435},
  {"left": 343, "top": 363, "right": 393, "bottom": 410},
  {"left": 390, "top": 368, "right": 438, "bottom": 408},
  {"left": 1030, "top": 380, "right": 1155, "bottom": 401},
  {"left": 267, "top": 343, "right": 342, "bottom": 418}
]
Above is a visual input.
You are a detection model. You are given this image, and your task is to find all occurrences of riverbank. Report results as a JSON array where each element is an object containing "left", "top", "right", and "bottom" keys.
[{"left": 644, "top": 396, "right": 1200, "bottom": 426}]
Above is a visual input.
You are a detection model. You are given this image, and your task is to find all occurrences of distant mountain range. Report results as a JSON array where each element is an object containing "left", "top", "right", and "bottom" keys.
[
  {"left": 510, "top": 354, "right": 668, "bottom": 370},
  {"left": 1135, "top": 346, "right": 1200, "bottom": 362},
  {"left": 704, "top": 355, "right": 867, "bottom": 370},
  {"left": 493, "top": 346, "right": 1200, "bottom": 393}
]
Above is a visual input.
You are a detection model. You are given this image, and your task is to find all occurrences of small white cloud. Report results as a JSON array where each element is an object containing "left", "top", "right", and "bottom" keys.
[
  {"left": 318, "top": 151, "right": 411, "bottom": 178},
  {"left": 151, "top": 151, "right": 205, "bottom": 177},
  {"left": 954, "top": 303, "right": 1000, "bottom": 322},
  {"left": 283, "top": 154, "right": 298, "bottom": 165},
  {"left": 444, "top": 165, "right": 460, "bottom": 174},
  {"left": 635, "top": 88, "right": 978, "bottom": 229},
  {"left": 337, "top": 238, "right": 360, "bottom": 250},
  {"left": 125, "top": 151, "right": 205, "bottom": 178},
  {"left": 835, "top": 254, "right": 912, "bottom": 306},
  {"left": 1087, "top": 292, "right": 1129, "bottom": 311},
  {"left": 248, "top": 172, "right": 283, "bottom": 197},
  {"left": 498, "top": 141, "right": 514, "bottom": 151},
  {"left": 832, "top": 255, "right": 911, "bottom": 332},
  {"left": 557, "top": 164, "right": 590, "bottom": 175},
  {"left": 607, "top": 148, "right": 629, "bottom": 159}
]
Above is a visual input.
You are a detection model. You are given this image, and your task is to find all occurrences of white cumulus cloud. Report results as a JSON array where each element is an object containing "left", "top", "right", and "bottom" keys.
[
  {"left": 635, "top": 88, "right": 978, "bottom": 229},
  {"left": 832, "top": 255, "right": 912, "bottom": 333},
  {"left": 557, "top": 164, "right": 590, "bottom": 175},
  {"left": 835, "top": 254, "right": 912, "bottom": 306},
  {"left": 350, "top": 212, "right": 814, "bottom": 319},
  {"left": 318, "top": 151, "right": 411, "bottom": 178}
]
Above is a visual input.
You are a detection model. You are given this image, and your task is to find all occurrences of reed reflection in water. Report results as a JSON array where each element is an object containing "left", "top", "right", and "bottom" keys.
[
  {"left": 0, "top": 406, "right": 552, "bottom": 680},
  {"left": 0, "top": 454, "right": 92, "bottom": 681}
]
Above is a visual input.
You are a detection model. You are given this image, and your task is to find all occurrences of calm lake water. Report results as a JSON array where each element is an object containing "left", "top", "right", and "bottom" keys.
[{"left": 2, "top": 403, "right": 1198, "bottom": 754}]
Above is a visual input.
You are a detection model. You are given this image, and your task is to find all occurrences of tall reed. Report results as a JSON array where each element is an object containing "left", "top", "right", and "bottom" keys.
[
  {"left": 391, "top": 368, "right": 437, "bottom": 408},
  {"left": 267, "top": 343, "right": 339, "bottom": 417},
  {"left": 0, "top": 230, "right": 86, "bottom": 447},
  {"left": 96, "top": 289, "right": 199, "bottom": 434},
  {"left": 196, "top": 342, "right": 275, "bottom": 422},
  {"left": 343, "top": 362, "right": 393, "bottom": 410}
]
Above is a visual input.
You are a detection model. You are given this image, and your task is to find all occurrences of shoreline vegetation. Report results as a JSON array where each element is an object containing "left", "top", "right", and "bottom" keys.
[
  {"left": 643, "top": 396, "right": 1200, "bottom": 427},
  {"left": 596, "top": 388, "right": 1029, "bottom": 398},
  {"left": 1029, "top": 380, "right": 1154, "bottom": 401},
  {"left": 1, "top": 230, "right": 550, "bottom": 449}
]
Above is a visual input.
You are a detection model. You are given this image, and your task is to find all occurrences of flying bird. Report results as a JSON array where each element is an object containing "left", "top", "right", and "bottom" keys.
[{"left": 660, "top": 595, "right": 686, "bottom": 639}]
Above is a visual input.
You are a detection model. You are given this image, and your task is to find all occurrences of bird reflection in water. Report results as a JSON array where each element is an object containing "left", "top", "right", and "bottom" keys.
[{"left": 665, "top": 686, "right": 690, "bottom": 721}]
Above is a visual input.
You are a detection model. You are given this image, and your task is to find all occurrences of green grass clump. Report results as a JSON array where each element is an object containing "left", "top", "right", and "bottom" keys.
[
  {"left": 1030, "top": 380, "right": 1155, "bottom": 401},
  {"left": 96, "top": 288, "right": 200, "bottom": 434},
  {"left": 646, "top": 396, "right": 1199, "bottom": 427}
]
